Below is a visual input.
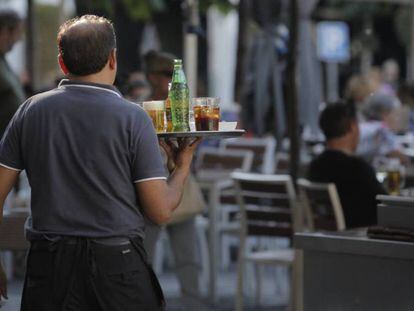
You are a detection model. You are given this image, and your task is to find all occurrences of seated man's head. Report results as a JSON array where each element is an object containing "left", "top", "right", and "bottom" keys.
[
  {"left": 57, "top": 15, "right": 117, "bottom": 84},
  {"left": 143, "top": 50, "right": 175, "bottom": 100},
  {"left": 0, "top": 10, "right": 23, "bottom": 54},
  {"left": 320, "top": 101, "right": 359, "bottom": 153}
]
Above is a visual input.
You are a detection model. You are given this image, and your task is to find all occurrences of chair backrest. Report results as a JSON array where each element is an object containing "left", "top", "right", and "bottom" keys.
[
  {"left": 232, "top": 172, "right": 297, "bottom": 238},
  {"left": 220, "top": 137, "right": 276, "bottom": 174},
  {"left": 0, "top": 210, "right": 29, "bottom": 251},
  {"left": 297, "top": 178, "right": 345, "bottom": 231},
  {"left": 275, "top": 152, "right": 290, "bottom": 174},
  {"left": 195, "top": 147, "right": 254, "bottom": 181}
]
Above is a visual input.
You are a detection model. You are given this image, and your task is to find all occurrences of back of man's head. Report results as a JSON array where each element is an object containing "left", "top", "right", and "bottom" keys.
[
  {"left": 319, "top": 101, "right": 356, "bottom": 140},
  {"left": 57, "top": 15, "right": 116, "bottom": 76},
  {"left": 0, "top": 10, "right": 21, "bottom": 31}
]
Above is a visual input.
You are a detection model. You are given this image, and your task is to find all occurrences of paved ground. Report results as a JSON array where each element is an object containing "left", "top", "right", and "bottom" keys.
[{"left": 1, "top": 265, "right": 288, "bottom": 311}]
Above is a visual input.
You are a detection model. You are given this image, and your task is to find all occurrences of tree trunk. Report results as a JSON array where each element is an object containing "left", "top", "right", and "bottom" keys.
[{"left": 287, "top": 0, "right": 299, "bottom": 182}]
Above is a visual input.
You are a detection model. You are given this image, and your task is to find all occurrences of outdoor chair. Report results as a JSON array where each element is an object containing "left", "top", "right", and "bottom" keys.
[
  {"left": 219, "top": 136, "right": 276, "bottom": 174},
  {"left": 218, "top": 137, "right": 277, "bottom": 268},
  {"left": 232, "top": 171, "right": 298, "bottom": 311},
  {"left": 297, "top": 178, "right": 346, "bottom": 231},
  {"left": 194, "top": 147, "right": 254, "bottom": 302}
]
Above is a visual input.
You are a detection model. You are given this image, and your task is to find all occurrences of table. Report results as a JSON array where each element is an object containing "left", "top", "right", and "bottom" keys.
[{"left": 294, "top": 229, "right": 414, "bottom": 310}]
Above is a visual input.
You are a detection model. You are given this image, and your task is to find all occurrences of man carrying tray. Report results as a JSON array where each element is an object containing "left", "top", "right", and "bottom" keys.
[{"left": 0, "top": 15, "right": 199, "bottom": 310}]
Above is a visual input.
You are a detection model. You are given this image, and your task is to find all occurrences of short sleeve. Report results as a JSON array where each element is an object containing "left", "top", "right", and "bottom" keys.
[
  {"left": 131, "top": 118, "right": 166, "bottom": 183},
  {"left": 0, "top": 103, "right": 25, "bottom": 171}
]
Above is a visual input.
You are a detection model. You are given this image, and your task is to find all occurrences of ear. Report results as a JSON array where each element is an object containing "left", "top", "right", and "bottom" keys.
[
  {"left": 58, "top": 54, "right": 69, "bottom": 75},
  {"left": 109, "top": 48, "right": 117, "bottom": 70}
]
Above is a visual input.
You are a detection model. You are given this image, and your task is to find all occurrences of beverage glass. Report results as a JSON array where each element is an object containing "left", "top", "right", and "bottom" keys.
[
  {"left": 143, "top": 100, "right": 165, "bottom": 133},
  {"left": 385, "top": 158, "right": 405, "bottom": 195},
  {"left": 192, "top": 97, "right": 220, "bottom": 131}
]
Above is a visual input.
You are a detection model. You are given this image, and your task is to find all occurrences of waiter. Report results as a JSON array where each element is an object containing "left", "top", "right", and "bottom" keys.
[{"left": 0, "top": 15, "right": 199, "bottom": 310}]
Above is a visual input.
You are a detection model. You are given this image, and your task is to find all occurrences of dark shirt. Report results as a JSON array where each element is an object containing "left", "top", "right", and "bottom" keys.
[
  {"left": 0, "top": 79, "right": 166, "bottom": 239},
  {"left": 308, "top": 149, "right": 386, "bottom": 228},
  {"left": 0, "top": 54, "right": 25, "bottom": 136}
]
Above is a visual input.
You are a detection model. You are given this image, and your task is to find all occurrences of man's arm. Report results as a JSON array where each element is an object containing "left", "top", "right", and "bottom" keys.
[
  {"left": 0, "top": 166, "right": 20, "bottom": 302},
  {"left": 135, "top": 138, "right": 200, "bottom": 225},
  {"left": 0, "top": 166, "right": 20, "bottom": 222}
]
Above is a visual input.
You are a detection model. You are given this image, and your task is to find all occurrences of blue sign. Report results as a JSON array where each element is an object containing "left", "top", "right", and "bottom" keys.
[{"left": 317, "top": 21, "right": 350, "bottom": 63}]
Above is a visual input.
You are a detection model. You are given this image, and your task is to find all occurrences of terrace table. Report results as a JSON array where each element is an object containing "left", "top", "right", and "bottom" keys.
[{"left": 294, "top": 229, "right": 414, "bottom": 311}]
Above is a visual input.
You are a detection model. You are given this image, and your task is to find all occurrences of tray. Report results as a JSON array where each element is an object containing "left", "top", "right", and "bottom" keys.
[{"left": 157, "top": 129, "right": 245, "bottom": 139}]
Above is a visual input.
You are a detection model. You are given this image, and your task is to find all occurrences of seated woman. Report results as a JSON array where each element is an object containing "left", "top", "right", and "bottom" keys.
[{"left": 357, "top": 92, "right": 407, "bottom": 164}]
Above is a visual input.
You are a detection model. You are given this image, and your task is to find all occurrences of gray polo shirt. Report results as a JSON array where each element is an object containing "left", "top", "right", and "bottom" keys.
[{"left": 0, "top": 79, "right": 166, "bottom": 240}]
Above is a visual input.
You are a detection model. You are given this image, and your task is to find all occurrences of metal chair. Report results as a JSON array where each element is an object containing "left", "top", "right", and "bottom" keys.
[
  {"left": 220, "top": 136, "right": 276, "bottom": 174},
  {"left": 195, "top": 147, "right": 254, "bottom": 302},
  {"left": 219, "top": 137, "right": 277, "bottom": 269},
  {"left": 297, "top": 178, "right": 346, "bottom": 231},
  {"left": 232, "top": 172, "right": 298, "bottom": 310}
]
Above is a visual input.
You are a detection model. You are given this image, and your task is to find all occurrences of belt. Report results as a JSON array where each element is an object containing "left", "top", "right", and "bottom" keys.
[{"left": 31, "top": 236, "right": 133, "bottom": 247}]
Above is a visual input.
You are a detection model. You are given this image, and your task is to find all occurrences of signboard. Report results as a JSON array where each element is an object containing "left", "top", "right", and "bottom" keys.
[{"left": 317, "top": 21, "right": 350, "bottom": 63}]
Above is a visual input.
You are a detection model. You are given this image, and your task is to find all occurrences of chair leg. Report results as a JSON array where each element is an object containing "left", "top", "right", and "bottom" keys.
[
  {"left": 221, "top": 235, "right": 231, "bottom": 270},
  {"left": 236, "top": 234, "right": 246, "bottom": 311},
  {"left": 236, "top": 256, "right": 245, "bottom": 311},
  {"left": 254, "top": 264, "right": 261, "bottom": 307}
]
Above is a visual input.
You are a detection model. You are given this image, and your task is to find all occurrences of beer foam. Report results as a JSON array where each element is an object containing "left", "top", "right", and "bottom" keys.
[{"left": 143, "top": 100, "right": 165, "bottom": 110}]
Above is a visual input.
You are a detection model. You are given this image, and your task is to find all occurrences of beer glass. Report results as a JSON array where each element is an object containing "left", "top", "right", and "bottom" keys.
[
  {"left": 192, "top": 97, "right": 220, "bottom": 131},
  {"left": 143, "top": 100, "right": 166, "bottom": 133},
  {"left": 385, "top": 158, "right": 405, "bottom": 195}
]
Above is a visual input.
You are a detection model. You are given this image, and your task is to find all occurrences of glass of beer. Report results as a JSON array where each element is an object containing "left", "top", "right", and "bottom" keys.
[
  {"left": 385, "top": 158, "right": 405, "bottom": 195},
  {"left": 192, "top": 97, "right": 220, "bottom": 131},
  {"left": 143, "top": 100, "right": 166, "bottom": 133}
]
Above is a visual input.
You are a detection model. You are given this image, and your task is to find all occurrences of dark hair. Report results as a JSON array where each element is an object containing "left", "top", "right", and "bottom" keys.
[
  {"left": 0, "top": 10, "right": 22, "bottom": 31},
  {"left": 319, "top": 101, "right": 356, "bottom": 140},
  {"left": 143, "top": 50, "right": 175, "bottom": 76},
  {"left": 57, "top": 15, "right": 116, "bottom": 76}
]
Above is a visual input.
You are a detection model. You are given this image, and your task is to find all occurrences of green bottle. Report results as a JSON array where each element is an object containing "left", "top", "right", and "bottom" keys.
[{"left": 169, "top": 59, "right": 190, "bottom": 132}]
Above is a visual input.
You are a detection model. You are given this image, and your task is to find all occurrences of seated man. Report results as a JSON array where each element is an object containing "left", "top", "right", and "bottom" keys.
[{"left": 308, "top": 102, "right": 386, "bottom": 228}]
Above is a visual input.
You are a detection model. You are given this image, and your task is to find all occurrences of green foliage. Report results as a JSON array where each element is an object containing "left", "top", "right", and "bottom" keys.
[
  {"left": 90, "top": 0, "right": 112, "bottom": 12},
  {"left": 75, "top": 0, "right": 236, "bottom": 21},
  {"left": 322, "top": 0, "right": 395, "bottom": 19},
  {"left": 122, "top": 0, "right": 166, "bottom": 21},
  {"left": 121, "top": 0, "right": 236, "bottom": 21},
  {"left": 200, "top": 0, "right": 236, "bottom": 14}
]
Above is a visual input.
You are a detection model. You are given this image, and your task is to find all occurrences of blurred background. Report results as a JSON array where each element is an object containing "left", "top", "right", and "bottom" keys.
[{"left": 4, "top": 0, "right": 414, "bottom": 310}]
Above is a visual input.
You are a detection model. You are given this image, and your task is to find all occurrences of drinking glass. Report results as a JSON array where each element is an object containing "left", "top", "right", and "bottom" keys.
[
  {"left": 143, "top": 100, "right": 166, "bottom": 133},
  {"left": 375, "top": 157, "right": 405, "bottom": 195},
  {"left": 191, "top": 97, "right": 220, "bottom": 131}
]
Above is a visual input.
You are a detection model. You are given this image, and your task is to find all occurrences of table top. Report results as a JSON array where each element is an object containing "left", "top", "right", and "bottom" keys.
[
  {"left": 157, "top": 130, "right": 245, "bottom": 139},
  {"left": 294, "top": 229, "right": 414, "bottom": 260}
]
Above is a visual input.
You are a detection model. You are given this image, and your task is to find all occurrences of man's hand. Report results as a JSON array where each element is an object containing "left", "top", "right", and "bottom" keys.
[
  {"left": 0, "top": 262, "right": 8, "bottom": 302},
  {"left": 159, "top": 138, "right": 202, "bottom": 173}
]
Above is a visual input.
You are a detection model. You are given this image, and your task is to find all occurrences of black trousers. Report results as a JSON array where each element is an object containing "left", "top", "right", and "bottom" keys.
[{"left": 20, "top": 237, "right": 165, "bottom": 311}]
